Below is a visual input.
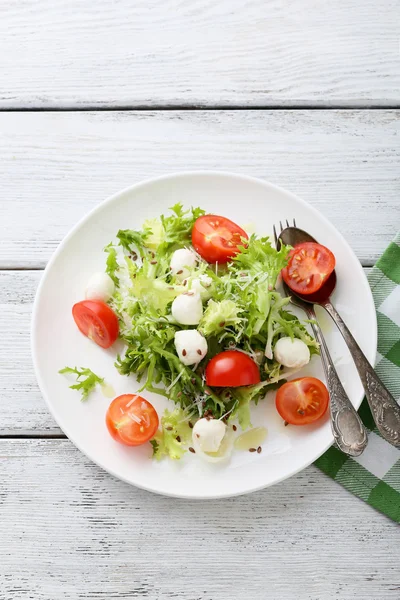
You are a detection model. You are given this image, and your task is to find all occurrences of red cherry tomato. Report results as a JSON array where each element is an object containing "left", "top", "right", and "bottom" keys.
[
  {"left": 192, "top": 215, "right": 248, "bottom": 264},
  {"left": 282, "top": 242, "right": 335, "bottom": 295},
  {"left": 205, "top": 351, "right": 260, "bottom": 387},
  {"left": 275, "top": 377, "right": 329, "bottom": 425},
  {"left": 72, "top": 300, "right": 119, "bottom": 349},
  {"left": 106, "top": 394, "right": 159, "bottom": 446}
]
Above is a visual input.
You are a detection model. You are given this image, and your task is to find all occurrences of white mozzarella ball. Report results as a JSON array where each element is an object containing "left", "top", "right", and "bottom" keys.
[
  {"left": 171, "top": 292, "right": 203, "bottom": 325},
  {"left": 274, "top": 337, "right": 311, "bottom": 369},
  {"left": 174, "top": 330, "right": 208, "bottom": 365},
  {"left": 192, "top": 418, "right": 227, "bottom": 453},
  {"left": 170, "top": 248, "right": 197, "bottom": 280},
  {"left": 85, "top": 272, "right": 115, "bottom": 302}
]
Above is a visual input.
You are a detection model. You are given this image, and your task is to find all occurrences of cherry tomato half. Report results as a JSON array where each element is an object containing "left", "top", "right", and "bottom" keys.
[
  {"left": 72, "top": 300, "right": 119, "bottom": 349},
  {"left": 282, "top": 242, "right": 335, "bottom": 295},
  {"left": 192, "top": 215, "right": 248, "bottom": 264},
  {"left": 275, "top": 377, "right": 329, "bottom": 425},
  {"left": 106, "top": 394, "right": 159, "bottom": 446},
  {"left": 205, "top": 351, "right": 260, "bottom": 387}
]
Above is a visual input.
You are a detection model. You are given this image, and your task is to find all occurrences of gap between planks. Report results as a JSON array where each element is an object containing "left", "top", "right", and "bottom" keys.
[
  {"left": 1, "top": 104, "right": 400, "bottom": 112},
  {"left": 0, "top": 433, "right": 67, "bottom": 439}
]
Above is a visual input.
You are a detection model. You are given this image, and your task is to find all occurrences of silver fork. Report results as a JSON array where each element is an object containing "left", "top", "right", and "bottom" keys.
[{"left": 273, "top": 221, "right": 368, "bottom": 457}]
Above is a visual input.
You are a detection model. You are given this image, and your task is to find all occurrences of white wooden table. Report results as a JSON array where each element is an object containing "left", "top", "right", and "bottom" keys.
[{"left": 1, "top": 3, "right": 399, "bottom": 599}]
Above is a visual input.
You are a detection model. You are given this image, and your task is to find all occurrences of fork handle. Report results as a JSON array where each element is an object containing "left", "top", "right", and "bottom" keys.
[
  {"left": 323, "top": 302, "right": 400, "bottom": 448},
  {"left": 307, "top": 309, "right": 368, "bottom": 456}
]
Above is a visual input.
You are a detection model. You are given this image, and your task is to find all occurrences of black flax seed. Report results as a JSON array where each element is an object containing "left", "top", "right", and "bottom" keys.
[
  {"left": 197, "top": 349, "right": 202, "bottom": 355},
  {"left": 232, "top": 425, "right": 237, "bottom": 431},
  {"left": 249, "top": 447, "right": 257, "bottom": 453},
  {"left": 177, "top": 269, "right": 183, "bottom": 275},
  {"left": 189, "top": 447, "right": 195, "bottom": 453},
  {"left": 257, "top": 446, "right": 262, "bottom": 454},
  {"left": 182, "top": 349, "right": 187, "bottom": 356},
  {"left": 176, "top": 436, "right": 181, "bottom": 443},
  {"left": 189, "top": 422, "right": 193, "bottom": 429},
  {"left": 166, "top": 426, "right": 173, "bottom": 431}
]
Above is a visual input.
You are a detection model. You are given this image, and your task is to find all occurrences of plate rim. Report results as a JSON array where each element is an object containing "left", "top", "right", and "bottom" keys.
[{"left": 31, "top": 170, "right": 377, "bottom": 499}]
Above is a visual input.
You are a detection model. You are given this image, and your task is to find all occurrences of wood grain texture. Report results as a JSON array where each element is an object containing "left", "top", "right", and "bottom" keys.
[
  {"left": 0, "top": 271, "right": 56, "bottom": 435},
  {"left": 0, "top": 0, "right": 399, "bottom": 108},
  {"left": 0, "top": 438, "right": 399, "bottom": 600},
  {"left": 0, "top": 110, "right": 399, "bottom": 269},
  {"left": 0, "top": 267, "right": 373, "bottom": 435}
]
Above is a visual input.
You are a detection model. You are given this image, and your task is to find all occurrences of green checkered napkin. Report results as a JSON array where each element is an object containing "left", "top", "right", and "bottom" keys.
[{"left": 315, "top": 234, "right": 400, "bottom": 522}]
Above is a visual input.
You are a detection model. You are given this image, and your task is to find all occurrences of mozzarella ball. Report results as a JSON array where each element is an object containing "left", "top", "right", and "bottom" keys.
[
  {"left": 274, "top": 337, "right": 311, "bottom": 369},
  {"left": 85, "top": 272, "right": 115, "bottom": 302},
  {"left": 171, "top": 292, "right": 203, "bottom": 325},
  {"left": 170, "top": 248, "right": 197, "bottom": 280},
  {"left": 174, "top": 330, "right": 208, "bottom": 365},
  {"left": 192, "top": 418, "right": 227, "bottom": 453}
]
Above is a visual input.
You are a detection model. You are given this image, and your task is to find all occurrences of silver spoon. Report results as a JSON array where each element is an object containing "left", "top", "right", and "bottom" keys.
[
  {"left": 274, "top": 223, "right": 368, "bottom": 456},
  {"left": 277, "top": 223, "right": 400, "bottom": 449}
]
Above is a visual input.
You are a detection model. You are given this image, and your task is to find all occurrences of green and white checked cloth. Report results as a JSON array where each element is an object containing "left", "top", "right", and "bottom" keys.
[{"left": 315, "top": 233, "right": 400, "bottom": 522}]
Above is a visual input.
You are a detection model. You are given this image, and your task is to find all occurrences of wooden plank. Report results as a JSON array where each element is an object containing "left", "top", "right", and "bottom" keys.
[
  {"left": 0, "top": 271, "right": 57, "bottom": 435},
  {"left": 0, "top": 439, "right": 398, "bottom": 600},
  {"left": 0, "top": 110, "right": 399, "bottom": 269},
  {"left": 0, "top": 1, "right": 399, "bottom": 108},
  {"left": 0, "top": 268, "right": 373, "bottom": 435}
]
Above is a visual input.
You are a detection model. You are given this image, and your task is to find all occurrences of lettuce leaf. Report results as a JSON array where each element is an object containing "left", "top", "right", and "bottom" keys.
[
  {"left": 104, "top": 244, "right": 119, "bottom": 285},
  {"left": 199, "top": 299, "right": 243, "bottom": 337},
  {"left": 142, "top": 218, "right": 165, "bottom": 250},
  {"left": 224, "top": 236, "right": 291, "bottom": 337},
  {"left": 150, "top": 408, "right": 193, "bottom": 460},
  {"left": 228, "top": 380, "right": 285, "bottom": 430},
  {"left": 59, "top": 366, "right": 104, "bottom": 401},
  {"left": 117, "top": 228, "right": 150, "bottom": 259}
]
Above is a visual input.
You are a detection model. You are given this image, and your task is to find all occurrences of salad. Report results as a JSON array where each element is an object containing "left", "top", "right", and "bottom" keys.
[{"left": 62, "top": 205, "right": 337, "bottom": 463}]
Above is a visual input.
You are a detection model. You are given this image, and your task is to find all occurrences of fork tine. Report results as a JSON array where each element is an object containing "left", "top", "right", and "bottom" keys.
[
  {"left": 273, "top": 224, "right": 278, "bottom": 248},
  {"left": 286, "top": 219, "right": 290, "bottom": 228},
  {"left": 279, "top": 220, "right": 283, "bottom": 232},
  {"left": 293, "top": 218, "right": 297, "bottom": 227}
]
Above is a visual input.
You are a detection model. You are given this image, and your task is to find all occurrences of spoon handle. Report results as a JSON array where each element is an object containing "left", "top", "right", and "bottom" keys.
[
  {"left": 323, "top": 302, "right": 400, "bottom": 448},
  {"left": 307, "top": 308, "right": 368, "bottom": 456}
]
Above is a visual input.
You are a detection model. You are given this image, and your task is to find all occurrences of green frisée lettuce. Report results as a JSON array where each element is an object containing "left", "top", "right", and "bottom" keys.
[
  {"left": 213, "top": 380, "right": 286, "bottom": 431},
  {"left": 59, "top": 366, "right": 105, "bottom": 401},
  {"left": 213, "top": 236, "right": 292, "bottom": 339},
  {"left": 104, "top": 244, "right": 119, "bottom": 285},
  {"left": 199, "top": 299, "right": 243, "bottom": 337},
  {"left": 102, "top": 204, "right": 319, "bottom": 454},
  {"left": 150, "top": 408, "right": 193, "bottom": 460}
]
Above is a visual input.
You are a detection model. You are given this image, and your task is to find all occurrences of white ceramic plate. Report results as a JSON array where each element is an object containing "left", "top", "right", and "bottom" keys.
[{"left": 32, "top": 172, "right": 377, "bottom": 499}]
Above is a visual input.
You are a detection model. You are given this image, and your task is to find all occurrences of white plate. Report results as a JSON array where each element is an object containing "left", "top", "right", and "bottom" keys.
[{"left": 32, "top": 172, "right": 377, "bottom": 499}]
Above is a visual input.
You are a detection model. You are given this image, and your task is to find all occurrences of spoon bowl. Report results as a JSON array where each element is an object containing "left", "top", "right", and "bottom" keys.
[{"left": 278, "top": 226, "right": 337, "bottom": 306}]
